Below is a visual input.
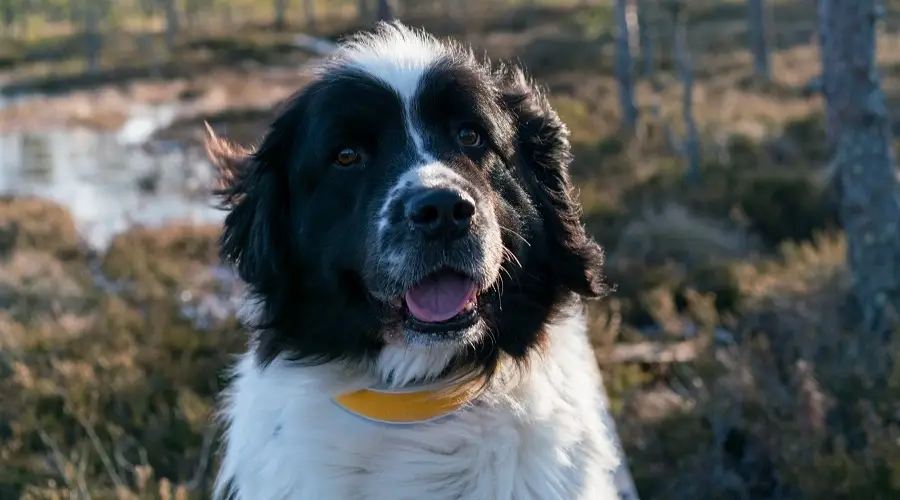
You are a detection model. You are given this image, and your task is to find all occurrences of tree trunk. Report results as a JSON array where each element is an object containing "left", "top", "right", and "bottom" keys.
[
  {"left": 164, "top": 0, "right": 179, "bottom": 52},
  {"left": 526, "top": 0, "right": 538, "bottom": 26},
  {"left": 184, "top": 0, "right": 198, "bottom": 29},
  {"left": 17, "top": 0, "right": 28, "bottom": 37},
  {"left": 0, "top": 0, "right": 13, "bottom": 35},
  {"left": 819, "top": 0, "right": 900, "bottom": 347},
  {"left": 84, "top": 0, "right": 101, "bottom": 74},
  {"left": 636, "top": 0, "right": 652, "bottom": 80},
  {"left": 640, "top": 1, "right": 678, "bottom": 154},
  {"left": 358, "top": 0, "right": 370, "bottom": 25},
  {"left": 223, "top": 0, "right": 233, "bottom": 27},
  {"left": 377, "top": 0, "right": 394, "bottom": 21},
  {"left": 304, "top": 0, "right": 315, "bottom": 32},
  {"left": 274, "top": 0, "right": 287, "bottom": 30},
  {"left": 614, "top": 0, "right": 638, "bottom": 134},
  {"left": 747, "top": 0, "right": 771, "bottom": 83},
  {"left": 671, "top": 1, "right": 700, "bottom": 182}
]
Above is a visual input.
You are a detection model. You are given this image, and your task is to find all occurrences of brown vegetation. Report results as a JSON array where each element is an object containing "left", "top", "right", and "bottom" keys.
[{"left": 2, "top": 3, "right": 900, "bottom": 499}]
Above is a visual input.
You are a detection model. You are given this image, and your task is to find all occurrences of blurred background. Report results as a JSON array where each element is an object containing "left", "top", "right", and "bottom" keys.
[{"left": 2, "top": 0, "right": 900, "bottom": 498}]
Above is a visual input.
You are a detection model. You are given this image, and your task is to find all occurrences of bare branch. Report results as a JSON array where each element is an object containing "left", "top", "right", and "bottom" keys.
[{"left": 596, "top": 340, "right": 702, "bottom": 364}]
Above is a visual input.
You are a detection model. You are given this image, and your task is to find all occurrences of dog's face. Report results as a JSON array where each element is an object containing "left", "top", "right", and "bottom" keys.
[{"left": 207, "top": 23, "right": 606, "bottom": 384}]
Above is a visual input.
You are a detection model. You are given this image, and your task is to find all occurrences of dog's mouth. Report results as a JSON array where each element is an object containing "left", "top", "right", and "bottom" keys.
[{"left": 400, "top": 269, "right": 480, "bottom": 335}]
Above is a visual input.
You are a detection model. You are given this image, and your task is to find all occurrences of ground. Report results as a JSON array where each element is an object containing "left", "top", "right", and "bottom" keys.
[{"left": 2, "top": 3, "right": 900, "bottom": 499}]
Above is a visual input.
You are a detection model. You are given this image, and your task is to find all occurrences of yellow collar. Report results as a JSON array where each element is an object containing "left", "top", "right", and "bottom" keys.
[{"left": 333, "top": 377, "right": 485, "bottom": 425}]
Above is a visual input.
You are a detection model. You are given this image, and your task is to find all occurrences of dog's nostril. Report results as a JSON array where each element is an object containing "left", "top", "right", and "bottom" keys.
[
  {"left": 452, "top": 200, "right": 475, "bottom": 224},
  {"left": 410, "top": 205, "right": 440, "bottom": 226},
  {"left": 406, "top": 188, "right": 475, "bottom": 239}
]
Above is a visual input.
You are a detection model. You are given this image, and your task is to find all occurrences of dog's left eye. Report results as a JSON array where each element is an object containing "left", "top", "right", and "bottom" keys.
[
  {"left": 456, "top": 126, "right": 483, "bottom": 148},
  {"left": 334, "top": 147, "right": 362, "bottom": 167}
]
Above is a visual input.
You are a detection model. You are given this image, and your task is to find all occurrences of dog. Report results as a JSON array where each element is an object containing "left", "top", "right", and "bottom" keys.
[{"left": 206, "top": 21, "right": 636, "bottom": 500}]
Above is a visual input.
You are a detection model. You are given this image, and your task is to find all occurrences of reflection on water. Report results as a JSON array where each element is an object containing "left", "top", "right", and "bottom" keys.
[
  {"left": 18, "top": 133, "right": 53, "bottom": 182},
  {"left": 0, "top": 101, "right": 222, "bottom": 249}
]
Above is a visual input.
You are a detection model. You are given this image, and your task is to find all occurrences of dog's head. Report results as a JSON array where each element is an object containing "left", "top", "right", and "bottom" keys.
[{"left": 207, "top": 22, "right": 606, "bottom": 385}]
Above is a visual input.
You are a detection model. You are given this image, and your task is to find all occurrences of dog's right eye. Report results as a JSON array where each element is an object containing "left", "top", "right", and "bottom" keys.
[
  {"left": 456, "top": 126, "right": 483, "bottom": 148},
  {"left": 334, "top": 147, "right": 361, "bottom": 168}
]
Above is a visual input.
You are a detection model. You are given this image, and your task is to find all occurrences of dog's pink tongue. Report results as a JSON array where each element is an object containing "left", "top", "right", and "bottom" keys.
[{"left": 404, "top": 272, "right": 475, "bottom": 323}]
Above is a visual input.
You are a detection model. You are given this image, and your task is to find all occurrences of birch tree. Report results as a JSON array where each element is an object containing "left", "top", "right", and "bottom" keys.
[
  {"left": 377, "top": 0, "right": 394, "bottom": 21},
  {"left": 164, "top": 0, "right": 179, "bottom": 52},
  {"left": 615, "top": 0, "right": 638, "bottom": 134},
  {"left": 671, "top": 0, "right": 700, "bottom": 182},
  {"left": 1, "top": 0, "right": 13, "bottom": 35},
  {"left": 819, "top": 0, "right": 900, "bottom": 349},
  {"left": 636, "top": 0, "right": 652, "bottom": 80},
  {"left": 359, "top": 0, "right": 370, "bottom": 24},
  {"left": 747, "top": 0, "right": 771, "bottom": 83},
  {"left": 304, "top": 0, "right": 315, "bottom": 32},
  {"left": 274, "top": 0, "right": 287, "bottom": 30},
  {"left": 83, "top": 0, "right": 101, "bottom": 74}
]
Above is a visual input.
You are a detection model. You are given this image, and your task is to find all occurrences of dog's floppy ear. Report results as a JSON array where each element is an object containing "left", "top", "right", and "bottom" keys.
[
  {"left": 498, "top": 66, "right": 606, "bottom": 298},
  {"left": 204, "top": 117, "right": 294, "bottom": 289}
]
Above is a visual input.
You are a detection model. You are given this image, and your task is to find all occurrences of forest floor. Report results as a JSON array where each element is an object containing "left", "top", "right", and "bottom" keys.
[{"left": 3, "top": 3, "right": 900, "bottom": 499}]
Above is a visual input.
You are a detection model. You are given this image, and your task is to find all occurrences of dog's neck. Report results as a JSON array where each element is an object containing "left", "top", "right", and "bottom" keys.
[
  {"left": 332, "top": 371, "right": 490, "bottom": 424},
  {"left": 334, "top": 349, "right": 510, "bottom": 425}
]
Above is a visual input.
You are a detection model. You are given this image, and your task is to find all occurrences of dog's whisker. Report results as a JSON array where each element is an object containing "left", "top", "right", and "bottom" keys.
[
  {"left": 498, "top": 264, "right": 513, "bottom": 282},
  {"left": 500, "top": 225, "right": 530, "bottom": 247},
  {"left": 502, "top": 246, "right": 523, "bottom": 270}
]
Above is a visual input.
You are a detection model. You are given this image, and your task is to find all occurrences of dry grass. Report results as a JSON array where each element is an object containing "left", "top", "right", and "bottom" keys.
[{"left": 3, "top": 2, "right": 900, "bottom": 499}]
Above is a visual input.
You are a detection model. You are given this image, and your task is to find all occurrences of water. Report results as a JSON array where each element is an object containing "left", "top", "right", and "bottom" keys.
[
  {"left": 0, "top": 37, "right": 335, "bottom": 329},
  {"left": 0, "top": 98, "right": 223, "bottom": 249}
]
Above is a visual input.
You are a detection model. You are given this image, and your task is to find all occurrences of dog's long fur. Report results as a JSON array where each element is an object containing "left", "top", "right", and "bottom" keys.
[{"left": 208, "top": 22, "right": 630, "bottom": 500}]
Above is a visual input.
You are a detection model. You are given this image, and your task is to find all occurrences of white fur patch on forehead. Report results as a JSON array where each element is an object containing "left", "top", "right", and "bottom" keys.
[
  {"left": 331, "top": 21, "right": 447, "bottom": 103},
  {"left": 400, "top": 162, "right": 468, "bottom": 190}
]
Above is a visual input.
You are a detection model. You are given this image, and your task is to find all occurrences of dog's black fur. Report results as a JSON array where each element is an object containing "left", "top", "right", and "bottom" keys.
[{"left": 205, "top": 24, "right": 607, "bottom": 383}]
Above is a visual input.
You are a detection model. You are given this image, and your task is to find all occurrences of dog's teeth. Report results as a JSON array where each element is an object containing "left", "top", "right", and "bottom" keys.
[{"left": 463, "top": 299, "right": 476, "bottom": 312}]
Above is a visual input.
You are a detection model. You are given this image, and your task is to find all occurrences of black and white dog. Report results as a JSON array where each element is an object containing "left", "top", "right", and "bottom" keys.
[{"left": 207, "top": 21, "right": 637, "bottom": 500}]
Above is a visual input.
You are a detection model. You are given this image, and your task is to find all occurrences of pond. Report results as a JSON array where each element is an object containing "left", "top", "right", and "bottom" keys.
[{"left": 0, "top": 97, "right": 223, "bottom": 249}]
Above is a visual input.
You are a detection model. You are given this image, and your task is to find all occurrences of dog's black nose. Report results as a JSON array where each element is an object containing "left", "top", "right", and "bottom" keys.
[{"left": 405, "top": 188, "right": 475, "bottom": 239}]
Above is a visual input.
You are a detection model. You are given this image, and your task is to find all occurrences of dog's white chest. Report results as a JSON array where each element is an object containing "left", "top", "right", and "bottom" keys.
[{"left": 215, "top": 314, "right": 624, "bottom": 500}]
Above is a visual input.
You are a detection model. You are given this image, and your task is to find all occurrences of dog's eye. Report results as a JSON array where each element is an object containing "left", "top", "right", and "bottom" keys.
[
  {"left": 334, "top": 147, "right": 361, "bottom": 167},
  {"left": 456, "top": 127, "right": 482, "bottom": 148}
]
